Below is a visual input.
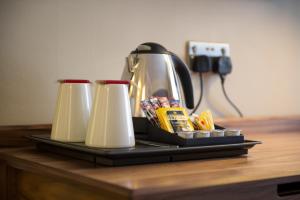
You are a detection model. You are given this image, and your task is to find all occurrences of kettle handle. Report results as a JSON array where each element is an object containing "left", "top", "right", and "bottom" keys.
[{"left": 170, "top": 52, "right": 194, "bottom": 109}]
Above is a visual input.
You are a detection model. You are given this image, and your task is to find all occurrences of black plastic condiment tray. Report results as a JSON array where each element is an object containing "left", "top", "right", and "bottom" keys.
[
  {"left": 28, "top": 134, "right": 261, "bottom": 166},
  {"left": 133, "top": 117, "right": 244, "bottom": 147}
]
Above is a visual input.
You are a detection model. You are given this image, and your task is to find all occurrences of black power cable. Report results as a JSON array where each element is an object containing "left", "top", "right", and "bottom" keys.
[
  {"left": 190, "top": 73, "right": 203, "bottom": 115},
  {"left": 219, "top": 74, "right": 243, "bottom": 118}
]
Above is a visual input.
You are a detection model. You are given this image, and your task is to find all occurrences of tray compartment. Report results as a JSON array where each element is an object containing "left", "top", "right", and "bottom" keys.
[{"left": 133, "top": 117, "right": 244, "bottom": 147}]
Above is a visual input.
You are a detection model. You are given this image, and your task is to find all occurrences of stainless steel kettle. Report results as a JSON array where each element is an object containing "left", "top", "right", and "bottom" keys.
[{"left": 121, "top": 42, "right": 194, "bottom": 117}]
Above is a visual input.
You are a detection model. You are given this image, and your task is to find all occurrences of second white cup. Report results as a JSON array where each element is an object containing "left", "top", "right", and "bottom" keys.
[{"left": 85, "top": 80, "right": 135, "bottom": 148}]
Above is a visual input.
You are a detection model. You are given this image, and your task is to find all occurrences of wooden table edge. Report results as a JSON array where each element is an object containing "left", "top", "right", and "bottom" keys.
[
  {"left": 0, "top": 148, "right": 132, "bottom": 198},
  {"left": 130, "top": 174, "right": 300, "bottom": 199}
]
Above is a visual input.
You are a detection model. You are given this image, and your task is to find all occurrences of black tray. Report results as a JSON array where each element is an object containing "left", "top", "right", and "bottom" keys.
[
  {"left": 29, "top": 134, "right": 261, "bottom": 166},
  {"left": 133, "top": 117, "right": 244, "bottom": 147}
]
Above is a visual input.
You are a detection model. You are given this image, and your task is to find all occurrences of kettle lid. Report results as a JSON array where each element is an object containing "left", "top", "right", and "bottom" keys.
[{"left": 131, "top": 42, "right": 170, "bottom": 54}]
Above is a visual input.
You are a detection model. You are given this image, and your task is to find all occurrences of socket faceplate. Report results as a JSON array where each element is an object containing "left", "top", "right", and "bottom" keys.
[{"left": 188, "top": 41, "right": 230, "bottom": 58}]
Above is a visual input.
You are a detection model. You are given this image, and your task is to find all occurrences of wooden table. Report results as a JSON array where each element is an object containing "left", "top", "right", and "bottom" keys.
[{"left": 1, "top": 116, "right": 300, "bottom": 200}]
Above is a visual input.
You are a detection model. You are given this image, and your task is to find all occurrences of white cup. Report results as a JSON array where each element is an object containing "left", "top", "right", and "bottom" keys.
[
  {"left": 85, "top": 80, "right": 135, "bottom": 148},
  {"left": 51, "top": 79, "right": 92, "bottom": 142}
]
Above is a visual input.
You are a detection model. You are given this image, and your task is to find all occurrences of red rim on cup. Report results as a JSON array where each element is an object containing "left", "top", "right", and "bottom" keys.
[
  {"left": 58, "top": 79, "right": 91, "bottom": 84},
  {"left": 97, "top": 80, "right": 130, "bottom": 85}
]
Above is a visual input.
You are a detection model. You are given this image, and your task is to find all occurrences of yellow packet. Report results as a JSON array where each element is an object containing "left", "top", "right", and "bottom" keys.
[
  {"left": 201, "top": 110, "right": 215, "bottom": 130},
  {"left": 156, "top": 107, "right": 194, "bottom": 133},
  {"left": 194, "top": 110, "right": 215, "bottom": 131}
]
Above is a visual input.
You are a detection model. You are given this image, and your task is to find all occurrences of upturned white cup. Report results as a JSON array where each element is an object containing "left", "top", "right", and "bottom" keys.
[
  {"left": 51, "top": 79, "right": 92, "bottom": 142},
  {"left": 85, "top": 80, "right": 135, "bottom": 148}
]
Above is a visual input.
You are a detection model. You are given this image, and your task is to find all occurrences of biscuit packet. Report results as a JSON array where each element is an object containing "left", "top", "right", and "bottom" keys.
[{"left": 193, "top": 110, "right": 215, "bottom": 131}]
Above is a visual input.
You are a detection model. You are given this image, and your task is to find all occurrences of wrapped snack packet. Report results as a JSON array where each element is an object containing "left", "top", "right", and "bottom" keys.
[
  {"left": 200, "top": 110, "right": 215, "bottom": 130},
  {"left": 140, "top": 100, "right": 159, "bottom": 126},
  {"left": 193, "top": 114, "right": 207, "bottom": 130},
  {"left": 157, "top": 97, "right": 170, "bottom": 108},
  {"left": 149, "top": 97, "right": 161, "bottom": 110},
  {"left": 193, "top": 110, "right": 215, "bottom": 131},
  {"left": 190, "top": 114, "right": 201, "bottom": 130},
  {"left": 169, "top": 99, "right": 180, "bottom": 107}
]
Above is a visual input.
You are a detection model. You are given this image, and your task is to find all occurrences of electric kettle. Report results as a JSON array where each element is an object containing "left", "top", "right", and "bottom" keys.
[{"left": 121, "top": 42, "right": 194, "bottom": 117}]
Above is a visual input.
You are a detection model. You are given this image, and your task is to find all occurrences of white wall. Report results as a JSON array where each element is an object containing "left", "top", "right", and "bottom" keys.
[{"left": 1, "top": 0, "right": 300, "bottom": 125}]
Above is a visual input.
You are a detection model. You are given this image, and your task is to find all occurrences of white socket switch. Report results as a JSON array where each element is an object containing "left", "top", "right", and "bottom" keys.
[{"left": 188, "top": 41, "right": 230, "bottom": 58}]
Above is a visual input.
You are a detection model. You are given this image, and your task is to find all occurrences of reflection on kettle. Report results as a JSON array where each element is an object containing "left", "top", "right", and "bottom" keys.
[
  {"left": 121, "top": 42, "right": 194, "bottom": 117},
  {"left": 152, "top": 89, "right": 169, "bottom": 97}
]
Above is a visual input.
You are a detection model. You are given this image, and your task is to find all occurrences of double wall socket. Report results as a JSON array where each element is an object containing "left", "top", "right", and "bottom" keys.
[
  {"left": 187, "top": 41, "right": 232, "bottom": 74},
  {"left": 187, "top": 41, "right": 230, "bottom": 58}
]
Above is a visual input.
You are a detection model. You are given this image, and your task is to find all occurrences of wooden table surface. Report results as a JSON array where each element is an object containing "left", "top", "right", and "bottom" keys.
[{"left": 1, "top": 116, "right": 300, "bottom": 200}]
